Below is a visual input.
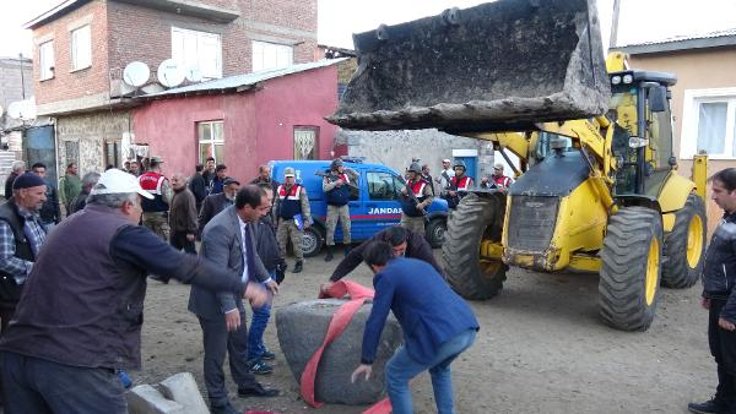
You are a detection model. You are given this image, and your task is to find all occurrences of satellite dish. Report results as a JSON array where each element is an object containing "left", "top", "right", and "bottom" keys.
[
  {"left": 7, "top": 99, "right": 36, "bottom": 121},
  {"left": 123, "top": 61, "right": 150, "bottom": 87},
  {"left": 157, "top": 59, "right": 185, "bottom": 88},
  {"left": 185, "top": 67, "right": 203, "bottom": 83}
]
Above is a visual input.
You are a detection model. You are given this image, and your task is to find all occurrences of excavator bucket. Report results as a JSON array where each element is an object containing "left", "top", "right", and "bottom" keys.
[{"left": 328, "top": 0, "right": 611, "bottom": 133}]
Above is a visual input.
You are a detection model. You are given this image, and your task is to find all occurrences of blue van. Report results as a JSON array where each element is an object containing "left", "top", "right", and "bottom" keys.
[{"left": 269, "top": 159, "right": 448, "bottom": 257}]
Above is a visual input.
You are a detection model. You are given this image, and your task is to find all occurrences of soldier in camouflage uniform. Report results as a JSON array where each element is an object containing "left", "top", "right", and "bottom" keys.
[
  {"left": 399, "top": 162, "right": 433, "bottom": 237},
  {"left": 275, "top": 167, "right": 311, "bottom": 274},
  {"left": 322, "top": 159, "right": 355, "bottom": 262}
]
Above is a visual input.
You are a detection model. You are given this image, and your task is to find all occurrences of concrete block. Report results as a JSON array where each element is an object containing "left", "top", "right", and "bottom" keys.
[
  {"left": 159, "top": 372, "right": 209, "bottom": 414},
  {"left": 126, "top": 384, "right": 186, "bottom": 414},
  {"left": 276, "top": 299, "right": 403, "bottom": 405}
]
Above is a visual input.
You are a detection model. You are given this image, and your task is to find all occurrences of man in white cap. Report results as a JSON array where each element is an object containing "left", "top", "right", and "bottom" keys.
[
  {"left": 491, "top": 163, "right": 514, "bottom": 190},
  {"left": 0, "top": 169, "right": 267, "bottom": 414},
  {"left": 435, "top": 159, "right": 453, "bottom": 193}
]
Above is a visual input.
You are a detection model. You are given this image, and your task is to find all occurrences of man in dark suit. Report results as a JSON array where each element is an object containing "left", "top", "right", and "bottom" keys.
[
  {"left": 188, "top": 185, "right": 280, "bottom": 414},
  {"left": 197, "top": 178, "right": 240, "bottom": 238}
]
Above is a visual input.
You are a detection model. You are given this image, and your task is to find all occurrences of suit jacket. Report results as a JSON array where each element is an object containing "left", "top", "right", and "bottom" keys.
[
  {"left": 188, "top": 205, "right": 270, "bottom": 320},
  {"left": 197, "top": 193, "right": 233, "bottom": 237}
]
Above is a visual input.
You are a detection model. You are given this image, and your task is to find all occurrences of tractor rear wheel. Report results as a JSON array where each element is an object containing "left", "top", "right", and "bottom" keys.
[
  {"left": 661, "top": 193, "right": 706, "bottom": 288},
  {"left": 442, "top": 193, "right": 507, "bottom": 300},
  {"left": 599, "top": 207, "right": 663, "bottom": 331}
]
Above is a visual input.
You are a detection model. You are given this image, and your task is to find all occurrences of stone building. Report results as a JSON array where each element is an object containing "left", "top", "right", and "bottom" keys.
[{"left": 25, "top": 0, "right": 319, "bottom": 176}]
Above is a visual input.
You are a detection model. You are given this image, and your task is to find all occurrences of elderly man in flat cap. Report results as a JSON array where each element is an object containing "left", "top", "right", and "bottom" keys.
[{"left": 0, "top": 172, "right": 48, "bottom": 332}]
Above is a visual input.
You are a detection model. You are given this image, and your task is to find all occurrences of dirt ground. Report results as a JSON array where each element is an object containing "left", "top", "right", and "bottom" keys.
[{"left": 138, "top": 249, "right": 715, "bottom": 414}]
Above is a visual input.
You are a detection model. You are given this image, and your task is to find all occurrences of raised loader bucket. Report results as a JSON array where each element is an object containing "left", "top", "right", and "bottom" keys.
[{"left": 328, "top": 0, "right": 610, "bottom": 133}]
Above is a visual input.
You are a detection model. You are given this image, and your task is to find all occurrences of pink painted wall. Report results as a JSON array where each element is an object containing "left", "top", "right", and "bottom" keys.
[
  {"left": 254, "top": 66, "right": 339, "bottom": 167},
  {"left": 132, "top": 65, "right": 338, "bottom": 182}
]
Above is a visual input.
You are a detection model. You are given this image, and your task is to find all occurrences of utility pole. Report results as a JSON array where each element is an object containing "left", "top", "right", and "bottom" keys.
[
  {"left": 609, "top": 0, "right": 621, "bottom": 49},
  {"left": 18, "top": 53, "right": 26, "bottom": 100}
]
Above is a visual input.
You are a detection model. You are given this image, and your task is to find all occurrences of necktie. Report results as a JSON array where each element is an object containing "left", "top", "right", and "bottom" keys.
[{"left": 244, "top": 223, "right": 256, "bottom": 282}]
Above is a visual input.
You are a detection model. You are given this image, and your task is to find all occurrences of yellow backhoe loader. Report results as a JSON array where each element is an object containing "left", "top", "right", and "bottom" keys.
[{"left": 327, "top": 0, "right": 708, "bottom": 331}]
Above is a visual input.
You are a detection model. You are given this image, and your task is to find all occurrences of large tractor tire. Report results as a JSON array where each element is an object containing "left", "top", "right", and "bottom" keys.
[
  {"left": 661, "top": 193, "right": 706, "bottom": 288},
  {"left": 442, "top": 193, "right": 507, "bottom": 300},
  {"left": 599, "top": 207, "right": 663, "bottom": 331}
]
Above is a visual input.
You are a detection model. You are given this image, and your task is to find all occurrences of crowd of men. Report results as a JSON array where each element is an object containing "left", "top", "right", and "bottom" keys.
[{"left": 0, "top": 155, "right": 732, "bottom": 414}]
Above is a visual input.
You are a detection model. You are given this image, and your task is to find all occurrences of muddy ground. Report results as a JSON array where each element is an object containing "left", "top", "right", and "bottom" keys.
[{"left": 138, "top": 250, "right": 714, "bottom": 413}]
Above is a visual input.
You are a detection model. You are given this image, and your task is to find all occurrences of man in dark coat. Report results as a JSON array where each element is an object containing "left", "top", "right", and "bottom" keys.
[
  {"left": 4, "top": 161, "right": 25, "bottom": 201},
  {"left": 30, "top": 163, "right": 61, "bottom": 228},
  {"left": 321, "top": 225, "right": 443, "bottom": 294},
  {"left": 198, "top": 178, "right": 240, "bottom": 237},
  {"left": 189, "top": 164, "right": 207, "bottom": 214}
]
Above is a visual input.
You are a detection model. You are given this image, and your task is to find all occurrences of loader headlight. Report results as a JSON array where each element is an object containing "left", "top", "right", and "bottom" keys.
[
  {"left": 611, "top": 75, "right": 622, "bottom": 85},
  {"left": 623, "top": 74, "right": 634, "bottom": 84},
  {"left": 628, "top": 136, "right": 649, "bottom": 148}
]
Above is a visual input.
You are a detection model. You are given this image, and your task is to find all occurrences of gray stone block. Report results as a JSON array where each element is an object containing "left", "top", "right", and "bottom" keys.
[
  {"left": 126, "top": 384, "right": 185, "bottom": 414},
  {"left": 159, "top": 372, "right": 209, "bottom": 414},
  {"left": 276, "top": 299, "right": 403, "bottom": 405}
]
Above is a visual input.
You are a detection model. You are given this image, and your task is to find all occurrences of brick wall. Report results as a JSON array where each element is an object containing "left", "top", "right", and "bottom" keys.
[
  {"left": 32, "top": 0, "right": 109, "bottom": 106},
  {"left": 33, "top": 0, "right": 319, "bottom": 110}
]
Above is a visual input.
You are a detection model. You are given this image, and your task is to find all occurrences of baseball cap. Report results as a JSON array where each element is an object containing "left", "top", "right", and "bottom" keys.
[
  {"left": 284, "top": 167, "right": 295, "bottom": 177},
  {"left": 150, "top": 156, "right": 164, "bottom": 166},
  {"left": 91, "top": 169, "right": 154, "bottom": 199},
  {"left": 494, "top": 163, "right": 504, "bottom": 170},
  {"left": 442, "top": 158, "right": 451, "bottom": 163}
]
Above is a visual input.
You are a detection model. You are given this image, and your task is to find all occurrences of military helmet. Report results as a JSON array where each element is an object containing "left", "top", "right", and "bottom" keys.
[
  {"left": 407, "top": 162, "right": 422, "bottom": 173},
  {"left": 453, "top": 160, "right": 466, "bottom": 171},
  {"left": 330, "top": 158, "right": 343, "bottom": 170}
]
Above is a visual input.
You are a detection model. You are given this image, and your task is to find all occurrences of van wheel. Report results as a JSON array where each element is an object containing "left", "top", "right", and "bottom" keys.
[
  {"left": 425, "top": 218, "right": 447, "bottom": 248},
  {"left": 302, "top": 226, "right": 324, "bottom": 258}
]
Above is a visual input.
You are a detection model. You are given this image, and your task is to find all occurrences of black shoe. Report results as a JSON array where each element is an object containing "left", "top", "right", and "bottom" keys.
[
  {"left": 292, "top": 261, "right": 303, "bottom": 273},
  {"left": 210, "top": 402, "right": 240, "bottom": 414},
  {"left": 237, "top": 384, "right": 280, "bottom": 398},
  {"left": 688, "top": 398, "right": 722, "bottom": 414},
  {"left": 324, "top": 247, "right": 334, "bottom": 262},
  {"left": 261, "top": 349, "right": 276, "bottom": 361}
]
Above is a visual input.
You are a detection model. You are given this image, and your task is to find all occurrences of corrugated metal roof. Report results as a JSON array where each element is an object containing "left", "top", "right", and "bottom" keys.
[
  {"left": 614, "top": 28, "right": 736, "bottom": 55},
  {"left": 144, "top": 58, "right": 348, "bottom": 98}
]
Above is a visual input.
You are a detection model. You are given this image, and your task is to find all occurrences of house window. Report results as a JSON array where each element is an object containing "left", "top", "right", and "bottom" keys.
[
  {"left": 64, "top": 141, "right": 79, "bottom": 168},
  {"left": 71, "top": 25, "right": 91, "bottom": 71},
  {"left": 252, "top": 41, "right": 293, "bottom": 72},
  {"left": 681, "top": 87, "right": 736, "bottom": 159},
  {"left": 293, "top": 126, "right": 318, "bottom": 160},
  {"left": 198, "top": 121, "right": 224, "bottom": 163},
  {"left": 172, "top": 27, "right": 222, "bottom": 79},
  {"left": 39, "top": 41, "right": 54, "bottom": 80},
  {"left": 104, "top": 140, "right": 120, "bottom": 169}
]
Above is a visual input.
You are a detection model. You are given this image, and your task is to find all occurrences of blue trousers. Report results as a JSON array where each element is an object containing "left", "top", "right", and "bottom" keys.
[
  {"left": 385, "top": 328, "right": 476, "bottom": 414},
  {"left": 247, "top": 273, "right": 275, "bottom": 361},
  {"left": 1, "top": 351, "right": 127, "bottom": 414}
]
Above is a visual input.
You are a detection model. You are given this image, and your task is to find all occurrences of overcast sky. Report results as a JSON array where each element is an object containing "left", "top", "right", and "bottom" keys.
[{"left": 1, "top": 0, "right": 735, "bottom": 58}]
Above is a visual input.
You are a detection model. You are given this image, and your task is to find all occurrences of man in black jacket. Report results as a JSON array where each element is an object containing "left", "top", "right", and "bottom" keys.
[
  {"left": 30, "top": 163, "right": 61, "bottom": 228},
  {"left": 198, "top": 178, "right": 240, "bottom": 237},
  {"left": 689, "top": 168, "right": 736, "bottom": 414},
  {"left": 321, "top": 225, "right": 444, "bottom": 293},
  {"left": 189, "top": 164, "right": 207, "bottom": 213}
]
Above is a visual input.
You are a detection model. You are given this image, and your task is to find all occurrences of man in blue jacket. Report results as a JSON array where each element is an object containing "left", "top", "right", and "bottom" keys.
[
  {"left": 689, "top": 168, "right": 736, "bottom": 414},
  {"left": 351, "top": 241, "right": 479, "bottom": 414}
]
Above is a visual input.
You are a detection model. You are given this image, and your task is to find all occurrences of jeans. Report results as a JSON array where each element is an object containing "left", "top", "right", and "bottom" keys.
[
  {"left": 1, "top": 351, "right": 127, "bottom": 414},
  {"left": 247, "top": 271, "right": 275, "bottom": 361},
  {"left": 385, "top": 328, "right": 476, "bottom": 414}
]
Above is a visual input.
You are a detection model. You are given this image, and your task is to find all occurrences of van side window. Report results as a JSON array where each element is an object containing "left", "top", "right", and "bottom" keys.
[
  {"left": 367, "top": 172, "right": 397, "bottom": 200},
  {"left": 349, "top": 173, "right": 360, "bottom": 201}
]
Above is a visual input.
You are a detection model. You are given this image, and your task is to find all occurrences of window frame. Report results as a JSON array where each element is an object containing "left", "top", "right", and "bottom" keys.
[
  {"left": 680, "top": 87, "right": 736, "bottom": 160},
  {"left": 171, "top": 26, "right": 222, "bottom": 80},
  {"left": 252, "top": 40, "right": 294, "bottom": 72},
  {"left": 293, "top": 126, "right": 319, "bottom": 160},
  {"left": 197, "top": 120, "right": 225, "bottom": 164},
  {"left": 39, "top": 40, "right": 55, "bottom": 81},
  {"left": 70, "top": 24, "right": 92, "bottom": 72}
]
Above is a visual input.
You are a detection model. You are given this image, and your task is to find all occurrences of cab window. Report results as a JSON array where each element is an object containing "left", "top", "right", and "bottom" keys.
[{"left": 367, "top": 171, "right": 398, "bottom": 200}]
